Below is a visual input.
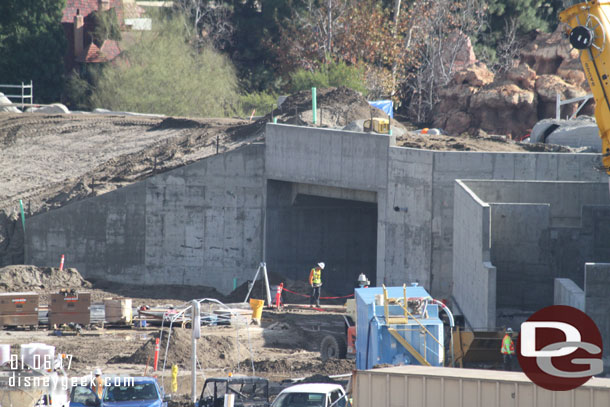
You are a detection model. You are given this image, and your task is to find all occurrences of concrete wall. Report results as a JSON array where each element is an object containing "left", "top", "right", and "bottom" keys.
[
  {"left": 490, "top": 203, "right": 551, "bottom": 310},
  {"left": 554, "top": 278, "right": 585, "bottom": 311},
  {"left": 452, "top": 180, "right": 496, "bottom": 329},
  {"left": 454, "top": 180, "right": 610, "bottom": 324},
  {"left": 584, "top": 263, "right": 610, "bottom": 370},
  {"left": 24, "top": 124, "right": 610, "bottom": 302},
  {"left": 265, "top": 124, "right": 607, "bottom": 300},
  {"left": 26, "top": 144, "right": 265, "bottom": 294},
  {"left": 265, "top": 180, "right": 377, "bottom": 295},
  {"left": 265, "top": 124, "right": 391, "bottom": 192}
]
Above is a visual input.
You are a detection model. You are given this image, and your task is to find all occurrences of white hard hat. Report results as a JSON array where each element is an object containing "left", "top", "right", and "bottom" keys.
[
  {"left": 506, "top": 327, "right": 513, "bottom": 333},
  {"left": 94, "top": 368, "right": 102, "bottom": 376},
  {"left": 317, "top": 262, "right": 325, "bottom": 269}
]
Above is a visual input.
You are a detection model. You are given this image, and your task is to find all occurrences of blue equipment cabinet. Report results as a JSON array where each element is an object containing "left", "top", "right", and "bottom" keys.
[{"left": 355, "top": 285, "right": 444, "bottom": 370}]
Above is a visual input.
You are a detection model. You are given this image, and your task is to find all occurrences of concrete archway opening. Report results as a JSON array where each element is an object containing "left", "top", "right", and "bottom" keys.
[{"left": 265, "top": 180, "right": 377, "bottom": 297}]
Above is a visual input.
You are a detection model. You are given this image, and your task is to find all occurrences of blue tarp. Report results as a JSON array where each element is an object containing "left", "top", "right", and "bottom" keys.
[{"left": 368, "top": 100, "right": 393, "bottom": 118}]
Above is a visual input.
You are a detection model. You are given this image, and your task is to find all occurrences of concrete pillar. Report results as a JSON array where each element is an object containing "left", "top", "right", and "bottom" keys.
[
  {"left": 584, "top": 262, "right": 610, "bottom": 372},
  {"left": 553, "top": 278, "right": 584, "bottom": 311},
  {"left": 73, "top": 12, "right": 84, "bottom": 60}
]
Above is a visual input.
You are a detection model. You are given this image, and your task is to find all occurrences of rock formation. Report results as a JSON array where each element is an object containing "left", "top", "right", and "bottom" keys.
[{"left": 433, "top": 28, "right": 593, "bottom": 138}]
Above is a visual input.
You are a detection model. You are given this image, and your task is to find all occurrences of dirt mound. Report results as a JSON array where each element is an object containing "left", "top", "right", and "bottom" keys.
[
  {"left": 0, "top": 265, "right": 92, "bottom": 292},
  {"left": 396, "top": 131, "right": 574, "bottom": 152},
  {"left": 242, "top": 358, "right": 354, "bottom": 376},
  {"left": 267, "top": 87, "right": 390, "bottom": 129},
  {"left": 118, "top": 328, "right": 244, "bottom": 369}
]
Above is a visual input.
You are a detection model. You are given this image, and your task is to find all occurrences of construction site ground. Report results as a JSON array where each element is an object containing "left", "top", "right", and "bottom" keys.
[{"left": 0, "top": 265, "right": 353, "bottom": 406}]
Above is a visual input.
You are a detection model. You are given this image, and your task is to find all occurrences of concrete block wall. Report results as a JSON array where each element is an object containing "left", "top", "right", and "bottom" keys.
[
  {"left": 554, "top": 278, "right": 585, "bottom": 310},
  {"left": 452, "top": 180, "right": 496, "bottom": 329},
  {"left": 26, "top": 144, "right": 265, "bottom": 294},
  {"left": 584, "top": 263, "right": 610, "bottom": 371}
]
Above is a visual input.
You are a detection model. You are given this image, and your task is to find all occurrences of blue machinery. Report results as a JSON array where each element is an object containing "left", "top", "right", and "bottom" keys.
[{"left": 355, "top": 284, "right": 453, "bottom": 369}]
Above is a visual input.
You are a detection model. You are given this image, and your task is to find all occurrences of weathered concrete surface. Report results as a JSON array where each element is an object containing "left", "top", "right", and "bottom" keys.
[
  {"left": 490, "top": 202, "right": 551, "bottom": 310},
  {"left": 265, "top": 180, "right": 377, "bottom": 295},
  {"left": 584, "top": 263, "right": 610, "bottom": 371},
  {"left": 454, "top": 180, "right": 610, "bottom": 326},
  {"left": 452, "top": 180, "right": 496, "bottom": 329},
  {"left": 554, "top": 278, "right": 585, "bottom": 311},
  {"left": 265, "top": 124, "right": 391, "bottom": 192},
  {"left": 24, "top": 124, "right": 610, "bottom": 301},
  {"left": 26, "top": 144, "right": 265, "bottom": 294}
]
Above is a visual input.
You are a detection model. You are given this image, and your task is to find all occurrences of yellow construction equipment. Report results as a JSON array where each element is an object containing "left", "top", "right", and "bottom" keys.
[
  {"left": 363, "top": 118, "right": 390, "bottom": 134},
  {"left": 560, "top": 1, "right": 610, "bottom": 174}
]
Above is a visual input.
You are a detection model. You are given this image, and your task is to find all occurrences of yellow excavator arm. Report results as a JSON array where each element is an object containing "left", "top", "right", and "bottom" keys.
[{"left": 560, "top": 1, "right": 610, "bottom": 174}]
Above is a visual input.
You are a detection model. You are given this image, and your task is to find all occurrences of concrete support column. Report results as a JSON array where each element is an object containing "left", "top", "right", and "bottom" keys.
[{"left": 584, "top": 262, "right": 610, "bottom": 372}]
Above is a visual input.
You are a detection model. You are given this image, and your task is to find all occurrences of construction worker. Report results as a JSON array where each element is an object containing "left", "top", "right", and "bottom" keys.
[
  {"left": 501, "top": 328, "right": 515, "bottom": 371},
  {"left": 309, "top": 262, "right": 325, "bottom": 307},
  {"left": 92, "top": 368, "right": 104, "bottom": 399}
]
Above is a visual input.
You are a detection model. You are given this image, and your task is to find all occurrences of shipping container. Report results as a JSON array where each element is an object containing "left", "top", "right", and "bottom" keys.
[
  {"left": 352, "top": 366, "right": 610, "bottom": 407},
  {"left": 49, "top": 292, "right": 91, "bottom": 326},
  {"left": 0, "top": 292, "right": 39, "bottom": 327}
]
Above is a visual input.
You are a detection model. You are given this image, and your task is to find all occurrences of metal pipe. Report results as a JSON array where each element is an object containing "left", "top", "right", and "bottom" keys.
[{"left": 312, "top": 87, "right": 317, "bottom": 125}]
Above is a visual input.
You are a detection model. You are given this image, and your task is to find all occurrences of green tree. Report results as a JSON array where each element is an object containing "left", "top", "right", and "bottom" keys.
[
  {"left": 290, "top": 60, "right": 366, "bottom": 94},
  {"left": 476, "top": 0, "right": 564, "bottom": 63},
  {"left": 0, "top": 0, "right": 66, "bottom": 103},
  {"left": 90, "top": 15, "right": 240, "bottom": 117},
  {"left": 89, "top": 7, "right": 122, "bottom": 46}
]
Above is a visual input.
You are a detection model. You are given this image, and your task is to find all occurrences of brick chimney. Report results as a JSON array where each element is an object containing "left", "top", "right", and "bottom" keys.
[
  {"left": 74, "top": 9, "right": 84, "bottom": 60},
  {"left": 98, "top": 0, "right": 110, "bottom": 11}
]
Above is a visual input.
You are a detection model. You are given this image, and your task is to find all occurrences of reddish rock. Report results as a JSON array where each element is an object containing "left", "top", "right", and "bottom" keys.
[
  {"left": 453, "top": 62, "right": 495, "bottom": 87},
  {"left": 436, "top": 84, "right": 478, "bottom": 112},
  {"left": 535, "top": 74, "right": 589, "bottom": 118},
  {"left": 520, "top": 28, "right": 573, "bottom": 74},
  {"left": 434, "top": 111, "right": 471, "bottom": 135},
  {"left": 470, "top": 84, "right": 537, "bottom": 136},
  {"left": 506, "top": 63, "right": 536, "bottom": 90},
  {"left": 557, "top": 56, "right": 588, "bottom": 88},
  {"left": 444, "top": 32, "right": 477, "bottom": 70}
]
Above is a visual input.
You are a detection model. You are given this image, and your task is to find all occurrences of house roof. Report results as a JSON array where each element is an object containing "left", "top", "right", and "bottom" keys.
[
  {"left": 62, "top": 0, "right": 124, "bottom": 24},
  {"left": 77, "top": 40, "right": 121, "bottom": 63}
]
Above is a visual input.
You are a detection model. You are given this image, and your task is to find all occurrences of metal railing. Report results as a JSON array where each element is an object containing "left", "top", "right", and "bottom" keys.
[
  {"left": 0, "top": 81, "right": 33, "bottom": 110},
  {"left": 556, "top": 92, "right": 593, "bottom": 120}
]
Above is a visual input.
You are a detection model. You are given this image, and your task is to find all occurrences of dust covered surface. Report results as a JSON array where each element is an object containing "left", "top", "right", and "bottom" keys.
[
  {"left": 0, "top": 113, "right": 260, "bottom": 265},
  {"left": 395, "top": 131, "right": 573, "bottom": 152},
  {"left": 0, "top": 265, "right": 92, "bottom": 303}
]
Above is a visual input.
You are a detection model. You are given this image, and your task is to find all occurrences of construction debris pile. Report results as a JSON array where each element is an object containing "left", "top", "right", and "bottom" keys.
[{"left": 0, "top": 265, "right": 90, "bottom": 293}]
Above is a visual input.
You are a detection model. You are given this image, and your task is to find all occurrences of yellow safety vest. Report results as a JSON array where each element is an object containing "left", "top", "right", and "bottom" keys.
[{"left": 311, "top": 268, "right": 321, "bottom": 285}]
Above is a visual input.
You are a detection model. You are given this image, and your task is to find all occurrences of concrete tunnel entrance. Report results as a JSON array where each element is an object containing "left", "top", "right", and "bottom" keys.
[{"left": 265, "top": 180, "right": 377, "bottom": 297}]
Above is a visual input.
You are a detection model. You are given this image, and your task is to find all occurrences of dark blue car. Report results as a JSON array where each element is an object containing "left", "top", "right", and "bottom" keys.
[{"left": 69, "top": 376, "right": 170, "bottom": 407}]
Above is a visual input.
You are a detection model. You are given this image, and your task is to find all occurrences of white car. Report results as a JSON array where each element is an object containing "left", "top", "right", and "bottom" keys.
[{"left": 271, "top": 383, "right": 347, "bottom": 407}]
